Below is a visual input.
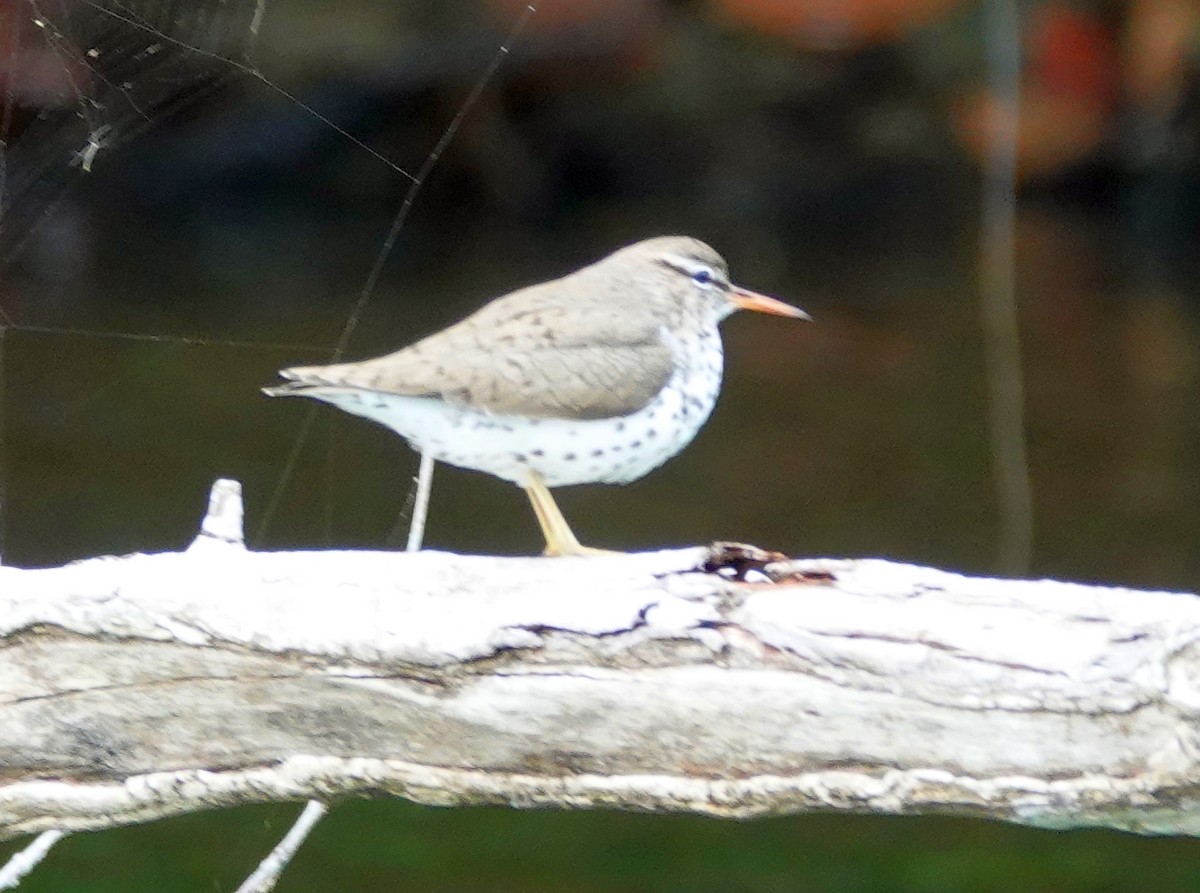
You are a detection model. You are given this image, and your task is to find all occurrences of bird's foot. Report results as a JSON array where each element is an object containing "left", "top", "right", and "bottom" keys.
[{"left": 524, "top": 472, "right": 620, "bottom": 557}]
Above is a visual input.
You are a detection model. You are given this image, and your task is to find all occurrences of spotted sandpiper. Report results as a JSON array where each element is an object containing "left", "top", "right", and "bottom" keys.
[{"left": 264, "top": 236, "right": 810, "bottom": 555}]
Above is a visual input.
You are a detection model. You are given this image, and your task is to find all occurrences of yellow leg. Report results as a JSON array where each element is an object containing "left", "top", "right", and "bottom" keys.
[{"left": 523, "top": 471, "right": 616, "bottom": 557}]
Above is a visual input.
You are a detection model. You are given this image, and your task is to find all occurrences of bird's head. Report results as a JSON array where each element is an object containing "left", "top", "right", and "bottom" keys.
[{"left": 616, "top": 236, "right": 811, "bottom": 325}]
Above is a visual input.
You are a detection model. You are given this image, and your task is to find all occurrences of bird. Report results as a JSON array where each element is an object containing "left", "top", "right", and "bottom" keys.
[{"left": 263, "top": 236, "right": 810, "bottom": 555}]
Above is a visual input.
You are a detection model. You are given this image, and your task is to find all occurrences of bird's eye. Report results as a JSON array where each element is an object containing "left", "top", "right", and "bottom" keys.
[{"left": 691, "top": 268, "right": 715, "bottom": 287}]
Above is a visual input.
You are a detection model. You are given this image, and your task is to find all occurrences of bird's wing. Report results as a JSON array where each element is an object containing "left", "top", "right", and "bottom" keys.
[{"left": 273, "top": 285, "right": 676, "bottom": 419}]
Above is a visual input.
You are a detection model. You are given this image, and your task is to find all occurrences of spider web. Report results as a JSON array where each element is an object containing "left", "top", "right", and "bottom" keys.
[
  {"left": 0, "top": 0, "right": 267, "bottom": 266},
  {"left": 0, "top": 0, "right": 535, "bottom": 561}
]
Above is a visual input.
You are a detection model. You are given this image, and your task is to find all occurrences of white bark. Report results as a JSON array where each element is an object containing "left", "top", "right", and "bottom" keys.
[{"left": 3, "top": 479, "right": 1200, "bottom": 843}]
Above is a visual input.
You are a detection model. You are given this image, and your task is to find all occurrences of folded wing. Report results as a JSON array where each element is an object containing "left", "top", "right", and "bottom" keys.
[{"left": 267, "top": 282, "right": 675, "bottom": 419}]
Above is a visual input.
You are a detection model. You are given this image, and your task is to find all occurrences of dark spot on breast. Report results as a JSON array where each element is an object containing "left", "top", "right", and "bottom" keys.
[
  {"left": 564, "top": 453, "right": 577, "bottom": 461},
  {"left": 647, "top": 429, "right": 657, "bottom": 438},
  {"left": 591, "top": 449, "right": 605, "bottom": 457},
  {"left": 616, "top": 421, "right": 626, "bottom": 431},
  {"left": 531, "top": 449, "right": 545, "bottom": 457},
  {"left": 630, "top": 440, "right": 642, "bottom": 449}
]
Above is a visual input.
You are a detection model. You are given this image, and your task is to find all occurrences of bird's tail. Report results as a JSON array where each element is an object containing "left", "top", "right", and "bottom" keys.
[{"left": 262, "top": 364, "right": 350, "bottom": 397}]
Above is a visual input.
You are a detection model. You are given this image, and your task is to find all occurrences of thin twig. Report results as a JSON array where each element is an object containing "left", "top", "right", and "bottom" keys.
[
  {"left": 0, "top": 830, "right": 66, "bottom": 890},
  {"left": 232, "top": 801, "right": 328, "bottom": 893},
  {"left": 979, "top": 0, "right": 1033, "bottom": 574},
  {"left": 406, "top": 452, "right": 435, "bottom": 552}
]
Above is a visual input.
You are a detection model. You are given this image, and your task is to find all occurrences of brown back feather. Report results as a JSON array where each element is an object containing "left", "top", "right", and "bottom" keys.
[{"left": 278, "top": 264, "right": 679, "bottom": 419}]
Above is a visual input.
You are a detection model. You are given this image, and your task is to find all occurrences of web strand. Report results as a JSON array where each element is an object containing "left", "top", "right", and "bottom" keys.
[
  {"left": 0, "top": 0, "right": 419, "bottom": 351},
  {"left": 32, "top": 0, "right": 152, "bottom": 125},
  {"left": 84, "top": 0, "right": 418, "bottom": 182},
  {"left": 1, "top": 0, "right": 265, "bottom": 261},
  {"left": 4, "top": 323, "right": 325, "bottom": 353},
  {"left": 0, "top": 0, "right": 418, "bottom": 267}
]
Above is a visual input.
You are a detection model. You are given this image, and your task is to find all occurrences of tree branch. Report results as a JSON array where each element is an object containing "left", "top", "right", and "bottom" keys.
[{"left": 3, "top": 480, "right": 1199, "bottom": 843}]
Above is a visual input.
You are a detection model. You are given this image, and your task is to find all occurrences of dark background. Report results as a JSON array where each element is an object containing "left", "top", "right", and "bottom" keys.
[{"left": 2, "top": 0, "right": 1199, "bottom": 889}]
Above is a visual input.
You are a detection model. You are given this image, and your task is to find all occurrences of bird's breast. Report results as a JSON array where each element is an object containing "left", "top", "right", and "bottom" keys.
[{"left": 658, "top": 322, "right": 725, "bottom": 417}]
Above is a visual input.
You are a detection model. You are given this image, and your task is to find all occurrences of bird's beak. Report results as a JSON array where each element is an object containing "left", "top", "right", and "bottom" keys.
[{"left": 728, "top": 286, "right": 812, "bottom": 320}]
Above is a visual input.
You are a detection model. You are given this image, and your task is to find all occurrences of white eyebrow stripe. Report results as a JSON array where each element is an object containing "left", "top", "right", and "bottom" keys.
[{"left": 661, "top": 253, "right": 727, "bottom": 280}]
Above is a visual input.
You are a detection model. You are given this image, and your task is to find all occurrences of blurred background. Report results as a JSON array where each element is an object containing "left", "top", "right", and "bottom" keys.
[{"left": 2, "top": 0, "right": 1200, "bottom": 890}]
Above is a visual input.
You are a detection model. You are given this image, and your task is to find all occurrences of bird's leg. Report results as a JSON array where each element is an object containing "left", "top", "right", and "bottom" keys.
[{"left": 523, "top": 471, "right": 617, "bottom": 557}]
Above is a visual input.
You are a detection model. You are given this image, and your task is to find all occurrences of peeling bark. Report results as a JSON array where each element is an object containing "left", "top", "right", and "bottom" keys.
[{"left": 2, "top": 480, "right": 1200, "bottom": 841}]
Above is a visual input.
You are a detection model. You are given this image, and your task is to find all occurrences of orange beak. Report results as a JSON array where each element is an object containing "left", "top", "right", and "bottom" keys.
[{"left": 728, "top": 286, "right": 812, "bottom": 320}]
